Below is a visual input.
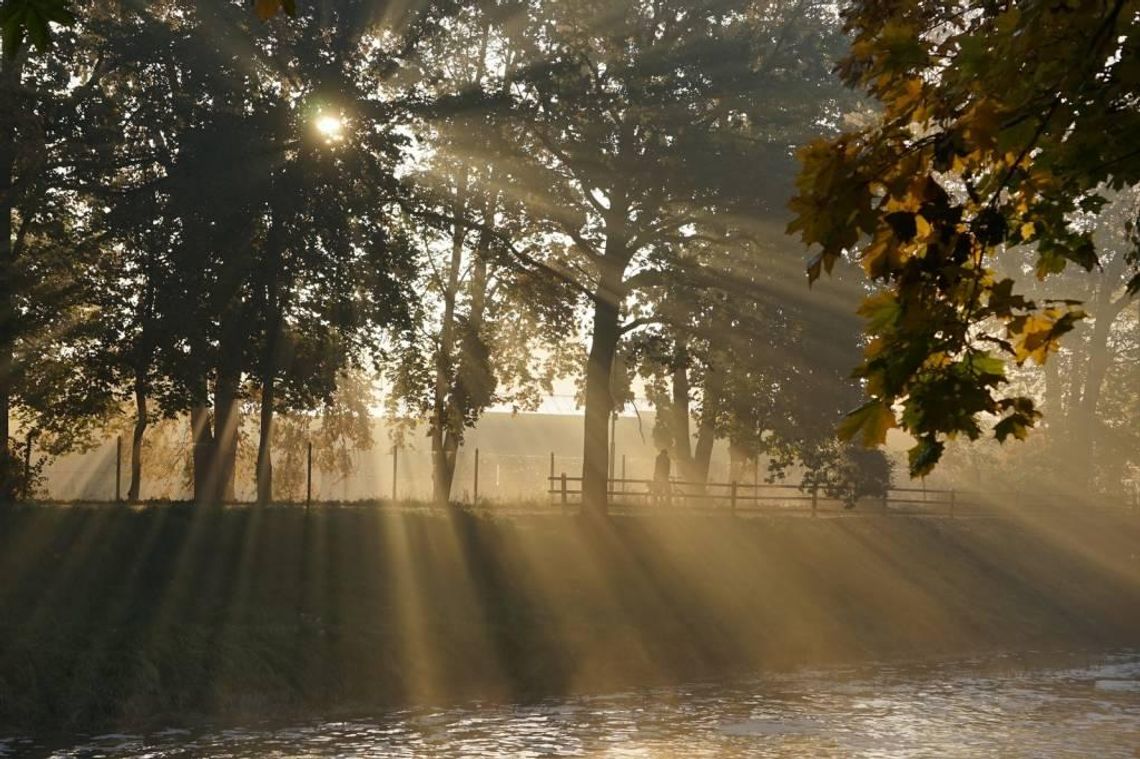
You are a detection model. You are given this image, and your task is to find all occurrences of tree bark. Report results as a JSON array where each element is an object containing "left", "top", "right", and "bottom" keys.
[
  {"left": 127, "top": 274, "right": 157, "bottom": 503},
  {"left": 1070, "top": 255, "right": 1130, "bottom": 489},
  {"left": 430, "top": 189, "right": 467, "bottom": 505},
  {"left": 255, "top": 228, "right": 283, "bottom": 507},
  {"left": 693, "top": 363, "right": 723, "bottom": 482},
  {"left": 211, "top": 297, "right": 247, "bottom": 503},
  {"left": 0, "top": 56, "right": 20, "bottom": 504},
  {"left": 581, "top": 261, "right": 624, "bottom": 516},
  {"left": 1079, "top": 262, "right": 1130, "bottom": 422},
  {"left": 255, "top": 371, "right": 274, "bottom": 506},
  {"left": 670, "top": 338, "right": 694, "bottom": 481},
  {"left": 128, "top": 374, "right": 147, "bottom": 503},
  {"left": 190, "top": 401, "right": 214, "bottom": 504},
  {"left": 213, "top": 367, "right": 241, "bottom": 504}
]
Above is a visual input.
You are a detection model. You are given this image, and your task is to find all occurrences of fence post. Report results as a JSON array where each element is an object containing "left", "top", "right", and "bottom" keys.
[
  {"left": 730, "top": 480, "right": 737, "bottom": 516},
  {"left": 811, "top": 488, "right": 818, "bottom": 518},
  {"left": 306, "top": 441, "right": 313, "bottom": 508},
  {"left": 560, "top": 472, "right": 568, "bottom": 514},
  {"left": 392, "top": 445, "right": 398, "bottom": 502},
  {"left": 115, "top": 435, "right": 122, "bottom": 502},
  {"left": 621, "top": 454, "right": 626, "bottom": 496},
  {"left": 474, "top": 448, "right": 480, "bottom": 504},
  {"left": 949, "top": 489, "right": 956, "bottom": 518}
]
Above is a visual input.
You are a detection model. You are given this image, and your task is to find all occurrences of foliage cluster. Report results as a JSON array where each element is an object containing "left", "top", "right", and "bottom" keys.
[{"left": 789, "top": 0, "right": 1140, "bottom": 476}]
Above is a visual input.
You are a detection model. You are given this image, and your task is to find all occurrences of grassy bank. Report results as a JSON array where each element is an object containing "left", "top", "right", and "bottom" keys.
[{"left": 1, "top": 504, "right": 1138, "bottom": 733}]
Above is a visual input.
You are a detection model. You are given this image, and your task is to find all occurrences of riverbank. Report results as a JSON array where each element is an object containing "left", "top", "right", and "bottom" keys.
[{"left": 1, "top": 504, "right": 1138, "bottom": 733}]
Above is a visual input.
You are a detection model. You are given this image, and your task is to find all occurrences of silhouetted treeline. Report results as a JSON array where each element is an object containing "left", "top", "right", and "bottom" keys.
[{"left": 0, "top": 0, "right": 885, "bottom": 510}]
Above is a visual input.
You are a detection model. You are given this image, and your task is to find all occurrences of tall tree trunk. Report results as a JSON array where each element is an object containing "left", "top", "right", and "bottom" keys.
[
  {"left": 213, "top": 369, "right": 241, "bottom": 504},
  {"left": 1079, "top": 262, "right": 1129, "bottom": 421},
  {"left": 191, "top": 401, "right": 214, "bottom": 504},
  {"left": 728, "top": 440, "right": 748, "bottom": 482},
  {"left": 0, "top": 57, "right": 20, "bottom": 504},
  {"left": 693, "top": 363, "right": 724, "bottom": 482},
  {"left": 255, "top": 230, "right": 283, "bottom": 507},
  {"left": 211, "top": 296, "right": 248, "bottom": 503},
  {"left": 1076, "top": 300, "right": 1132, "bottom": 489},
  {"left": 431, "top": 188, "right": 467, "bottom": 505},
  {"left": 127, "top": 277, "right": 157, "bottom": 503},
  {"left": 128, "top": 373, "right": 147, "bottom": 503},
  {"left": 581, "top": 260, "right": 625, "bottom": 516},
  {"left": 670, "top": 338, "right": 694, "bottom": 481},
  {"left": 255, "top": 371, "right": 274, "bottom": 506}
]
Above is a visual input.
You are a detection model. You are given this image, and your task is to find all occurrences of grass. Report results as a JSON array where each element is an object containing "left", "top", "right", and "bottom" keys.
[{"left": 0, "top": 502, "right": 1138, "bottom": 734}]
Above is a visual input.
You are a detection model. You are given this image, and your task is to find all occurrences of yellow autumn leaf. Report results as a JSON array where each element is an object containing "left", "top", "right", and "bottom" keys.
[
  {"left": 864, "top": 336, "right": 889, "bottom": 359},
  {"left": 923, "top": 351, "right": 951, "bottom": 369},
  {"left": 1012, "top": 308, "right": 1065, "bottom": 365},
  {"left": 861, "top": 234, "right": 892, "bottom": 277},
  {"left": 837, "top": 401, "right": 897, "bottom": 448},
  {"left": 916, "top": 214, "right": 932, "bottom": 238}
]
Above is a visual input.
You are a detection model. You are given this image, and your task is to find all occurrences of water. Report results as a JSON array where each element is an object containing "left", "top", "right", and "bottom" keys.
[{"left": 8, "top": 652, "right": 1140, "bottom": 757}]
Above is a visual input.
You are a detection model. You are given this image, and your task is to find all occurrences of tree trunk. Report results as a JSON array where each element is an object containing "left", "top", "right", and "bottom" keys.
[
  {"left": 213, "top": 368, "right": 241, "bottom": 504},
  {"left": 255, "top": 372, "right": 274, "bottom": 506},
  {"left": 728, "top": 441, "right": 749, "bottom": 483},
  {"left": 212, "top": 301, "right": 246, "bottom": 503},
  {"left": 1079, "top": 258, "right": 1129, "bottom": 421},
  {"left": 581, "top": 262, "right": 624, "bottom": 516},
  {"left": 191, "top": 401, "right": 214, "bottom": 503},
  {"left": 1075, "top": 286, "right": 1131, "bottom": 489},
  {"left": 255, "top": 228, "right": 284, "bottom": 507},
  {"left": 693, "top": 363, "right": 724, "bottom": 482},
  {"left": 127, "top": 275, "right": 157, "bottom": 503},
  {"left": 128, "top": 374, "right": 147, "bottom": 503},
  {"left": 431, "top": 188, "right": 467, "bottom": 505},
  {"left": 0, "top": 57, "right": 20, "bottom": 504},
  {"left": 670, "top": 338, "right": 694, "bottom": 481}
]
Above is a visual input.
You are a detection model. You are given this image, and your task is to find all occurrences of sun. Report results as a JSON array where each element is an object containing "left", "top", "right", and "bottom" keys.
[{"left": 315, "top": 114, "right": 345, "bottom": 142}]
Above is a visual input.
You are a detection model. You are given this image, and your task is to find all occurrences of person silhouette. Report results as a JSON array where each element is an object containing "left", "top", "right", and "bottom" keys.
[{"left": 653, "top": 449, "right": 671, "bottom": 506}]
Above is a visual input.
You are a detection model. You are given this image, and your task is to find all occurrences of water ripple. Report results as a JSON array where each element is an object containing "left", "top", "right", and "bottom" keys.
[{"left": 12, "top": 651, "right": 1140, "bottom": 758}]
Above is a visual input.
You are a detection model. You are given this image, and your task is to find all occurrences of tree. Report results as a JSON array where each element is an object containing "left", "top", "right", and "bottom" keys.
[
  {"left": 387, "top": 1, "right": 578, "bottom": 505},
  {"left": 0, "top": 0, "right": 291, "bottom": 61},
  {"left": 0, "top": 14, "right": 122, "bottom": 501},
  {"left": 627, "top": 229, "right": 879, "bottom": 495},
  {"left": 789, "top": 0, "right": 1140, "bottom": 477},
  {"left": 83, "top": 0, "right": 429, "bottom": 504},
  {"left": 500, "top": 0, "right": 846, "bottom": 514}
]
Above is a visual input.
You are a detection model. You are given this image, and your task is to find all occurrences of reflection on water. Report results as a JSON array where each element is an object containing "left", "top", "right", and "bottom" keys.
[{"left": 9, "top": 652, "right": 1140, "bottom": 758}]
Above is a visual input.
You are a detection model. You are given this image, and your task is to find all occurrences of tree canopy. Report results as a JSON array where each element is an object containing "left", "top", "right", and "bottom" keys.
[{"left": 789, "top": 0, "right": 1139, "bottom": 476}]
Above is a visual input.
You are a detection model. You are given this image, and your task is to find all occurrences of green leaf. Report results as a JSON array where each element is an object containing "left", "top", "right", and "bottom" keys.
[
  {"left": 0, "top": 0, "right": 75, "bottom": 58},
  {"left": 966, "top": 351, "right": 1005, "bottom": 379},
  {"left": 994, "top": 415, "right": 1030, "bottom": 442},
  {"left": 907, "top": 438, "right": 944, "bottom": 477}
]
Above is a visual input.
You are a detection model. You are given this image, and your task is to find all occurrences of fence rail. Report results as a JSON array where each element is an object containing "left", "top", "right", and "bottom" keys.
[
  {"left": 547, "top": 474, "right": 1140, "bottom": 517},
  {"left": 21, "top": 433, "right": 1140, "bottom": 515}
]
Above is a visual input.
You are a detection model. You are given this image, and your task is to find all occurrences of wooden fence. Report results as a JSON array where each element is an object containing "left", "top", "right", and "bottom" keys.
[{"left": 546, "top": 473, "right": 1140, "bottom": 517}]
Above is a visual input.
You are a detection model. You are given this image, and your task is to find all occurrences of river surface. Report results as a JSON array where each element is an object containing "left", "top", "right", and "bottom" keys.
[{"left": 7, "top": 651, "right": 1140, "bottom": 757}]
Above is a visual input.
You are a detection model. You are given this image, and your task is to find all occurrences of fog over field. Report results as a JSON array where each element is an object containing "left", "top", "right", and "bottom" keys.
[{"left": 0, "top": 0, "right": 1137, "bottom": 754}]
